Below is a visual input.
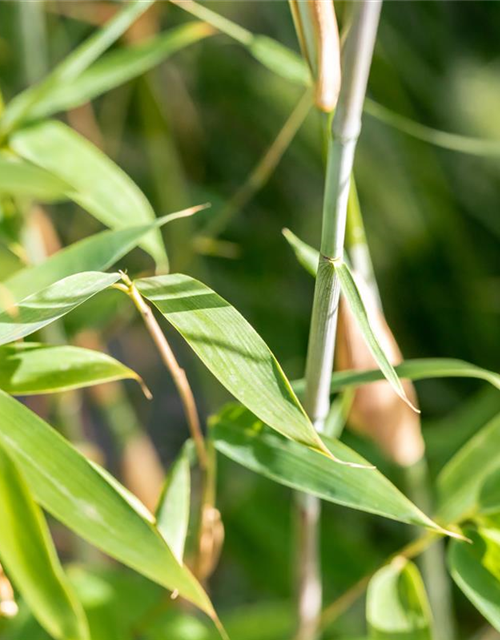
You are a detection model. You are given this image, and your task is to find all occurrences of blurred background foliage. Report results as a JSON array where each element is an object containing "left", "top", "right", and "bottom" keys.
[{"left": 0, "top": 2, "right": 499, "bottom": 638}]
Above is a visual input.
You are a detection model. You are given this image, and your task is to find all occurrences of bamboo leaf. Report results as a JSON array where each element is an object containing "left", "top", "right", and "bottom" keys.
[
  {"left": 333, "top": 259, "right": 418, "bottom": 411},
  {"left": 0, "top": 442, "right": 89, "bottom": 640},
  {"left": 449, "top": 528, "right": 500, "bottom": 631},
  {"left": 135, "top": 273, "right": 329, "bottom": 455},
  {"left": 248, "top": 36, "right": 310, "bottom": 86},
  {"left": 31, "top": 22, "right": 214, "bottom": 119},
  {"left": 366, "top": 558, "right": 433, "bottom": 640},
  {"left": 11, "top": 121, "right": 167, "bottom": 268},
  {"left": 211, "top": 403, "right": 443, "bottom": 531},
  {"left": 0, "top": 152, "right": 69, "bottom": 202},
  {"left": 437, "top": 413, "right": 500, "bottom": 524},
  {"left": 156, "top": 446, "right": 191, "bottom": 562},
  {"left": 282, "top": 228, "right": 319, "bottom": 277},
  {"left": 0, "top": 390, "right": 215, "bottom": 618},
  {"left": 0, "top": 343, "right": 141, "bottom": 395},
  {"left": 0, "top": 272, "right": 120, "bottom": 347},
  {"left": 0, "top": 0, "right": 154, "bottom": 134},
  {"left": 2, "top": 208, "right": 203, "bottom": 304}
]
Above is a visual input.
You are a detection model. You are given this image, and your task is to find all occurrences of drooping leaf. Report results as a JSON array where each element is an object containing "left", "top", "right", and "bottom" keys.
[
  {"left": 156, "top": 446, "right": 191, "bottom": 562},
  {"left": 11, "top": 121, "right": 167, "bottom": 267},
  {"left": 437, "top": 413, "right": 500, "bottom": 524},
  {"left": 449, "top": 528, "right": 500, "bottom": 631},
  {"left": 0, "top": 152, "right": 69, "bottom": 202},
  {"left": 0, "top": 0, "right": 154, "bottom": 134},
  {"left": 0, "top": 442, "right": 89, "bottom": 640},
  {"left": 0, "top": 343, "right": 141, "bottom": 395},
  {"left": 0, "top": 272, "right": 119, "bottom": 347},
  {"left": 211, "top": 403, "right": 443, "bottom": 531},
  {"left": 366, "top": 558, "right": 433, "bottom": 639},
  {"left": 135, "top": 273, "right": 329, "bottom": 455},
  {"left": 2, "top": 208, "right": 203, "bottom": 304},
  {"left": 0, "top": 390, "right": 214, "bottom": 618},
  {"left": 31, "top": 22, "right": 214, "bottom": 119}
]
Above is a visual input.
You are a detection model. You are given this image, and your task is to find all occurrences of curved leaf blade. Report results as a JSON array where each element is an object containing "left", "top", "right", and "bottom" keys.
[
  {"left": 11, "top": 121, "right": 167, "bottom": 268},
  {"left": 0, "top": 272, "right": 119, "bottom": 347},
  {"left": 0, "top": 442, "right": 89, "bottom": 640},
  {"left": 366, "top": 558, "right": 433, "bottom": 639},
  {"left": 0, "top": 390, "right": 214, "bottom": 618},
  {"left": 211, "top": 403, "right": 442, "bottom": 531},
  {"left": 135, "top": 274, "right": 328, "bottom": 454},
  {"left": 0, "top": 343, "right": 140, "bottom": 395},
  {"left": 0, "top": 152, "right": 69, "bottom": 202}
]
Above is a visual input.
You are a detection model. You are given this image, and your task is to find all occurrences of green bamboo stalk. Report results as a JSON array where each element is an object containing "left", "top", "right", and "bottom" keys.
[{"left": 296, "top": 4, "right": 382, "bottom": 639}]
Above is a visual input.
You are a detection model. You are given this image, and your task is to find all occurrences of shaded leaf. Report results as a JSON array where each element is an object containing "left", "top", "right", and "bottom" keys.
[
  {"left": 366, "top": 558, "right": 433, "bottom": 639},
  {"left": 11, "top": 121, "right": 166, "bottom": 267},
  {"left": 0, "top": 343, "right": 141, "bottom": 395},
  {"left": 31, "top": 22, "right": 214, "bottom": 118},
  {"left": 0, "top": 272, "right": 120, "bottom": 347},
  {"left": 0, "top": 390, "right": 214, "bottom": 617},
  {"left": 136, "top": 273, "right": 329, "bottom": 454},
  {"left": 156, "top": 446, "right": 191, "bottom": 562},
  {"left": 211, "top": 403, "right": 442, "bottom": 531},
  {"left": 449, "top": 528, "right": 500, "bottom": 631},
  {"left": 0, "top": 442, "right": 89, "bottom": 640},
  {"left": 437, "top": 413, "right": 500, "bottom": 524},
  {"left": 0, "top": 152, "right": 68, "bottom": 202}
]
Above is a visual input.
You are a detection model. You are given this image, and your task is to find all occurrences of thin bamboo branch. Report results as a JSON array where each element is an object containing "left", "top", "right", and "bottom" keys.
[{"left": 296, "top": 4, "right": 382, "bottom": 639}]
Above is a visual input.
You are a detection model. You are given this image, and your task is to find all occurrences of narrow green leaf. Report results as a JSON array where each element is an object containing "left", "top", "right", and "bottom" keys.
[
  {"left": 0, "top": 0, "right": 154, "bottom": 134},
  {"left": 0, "top": 152, "right": 69, "bottom": 202},
  {"left": 211, "top": 403, "right": 442, "bottom": 531},
  {"left": 282, "top": 228, "right": 319, "bottom": 277},
  {"left": 0, "top": 390, "right": 214, "bottom": 618},
  {"left": 449, "top": 528, "right": 500, "bottom": 631},
  {"left": 0, "top": 272, "right": 119, "bottom": 347},
  {"left": 248, "top": 36, "right": 310, "bottom": 86},
  {"left": 156, "top": 446, "right": 191, "bottom": 562},
  {"left": 31, "top": 22, "right": 214, "bottom": 119},
  {"left": 0, "top": 442, "right": 89, "bottom": 640},
  {"left": 11, "top": 121, "right": 167, "bottom": 267},
  {"left": 366, "top": 558, "right": 433, "bottom": 640},
  {"left": 135, "top": 274, "right": 329, "bottom": 455},
  {"left": 437, "top": 413, "right": 500, "bottom": 524},
  {"left": 2, "top": 208, "right": 202, "bottom": 304},
  {"left": 0, "top": 343, "right": 141, "bottom": 395},
  {"left": 334, "top": 259, "right": 417, "bottom": 411}
]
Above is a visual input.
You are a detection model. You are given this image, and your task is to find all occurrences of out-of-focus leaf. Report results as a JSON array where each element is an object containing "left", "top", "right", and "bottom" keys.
[
  {"left": 0, "top": 153, "right": 68, "bottom": 202},
  {"left": 0, "top": 390, "right": 215, "bottom": 618},
  {"left": 366, "top": 558, "right": 432, "bottom": 639},
  {"left": 11, "top": 121, "right": 167, "bottom": 267},
  {"left": 248, "top": 36, "right": 310, "bottom": 86},
  {"left": 437, "top": 413, "right": 500, "bottom": 524},
  {"left": 211, "top": 403, "right": 443, "bottom": 531},
  {"left": 0, "top": 272, "right": 119, "bottom": 346},
  {"left": 479, "top": 467, "right": 500, "bottom": 516},
  {"left": 2, "top": 208, "right": 203, "bottom": 303},
  {"left": 449, "top": 528, "right": 500, "bottom": 631},
  {"left": 334, "top": 259, "right": 417, "bottom": 411},
  {"left": 0, "top": 343, "right": 140, "bottom": 395},
  {"left": 0, "top": 0, "right": 154, "bottom": 134},
  {"left": 136, "top": 274, "right": 330, "bottom": 455},
  {"left": 31, "top": 22, "right": 214, "bottom": 118},
  {"left": 156, "top": 446, "right": 191, "bottom": 562},
  {"left": 0, "top": 442, "right": 89, "bottom": 640}
]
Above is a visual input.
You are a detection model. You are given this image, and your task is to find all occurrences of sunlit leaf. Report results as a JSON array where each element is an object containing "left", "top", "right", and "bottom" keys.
[
  {"left": 0, "top": 343, "right": 141, "bottom": 395},
  {"left": 0, "top": 442, "right": 89, "bottom": 640},
  {"left": 449, "top": 528, "right": 500, "bottom": 631},
  {"left": 0, "top": 272, "right": 119, "bottom": 347},
  {"left": 0, "top": 390, "right": 214, "bottom": 618},
  {"left": 211, "top": 403, "right": 443, "bottom": 531},
  {"left": 31, "top": 22, "right": 214, "bottom": 118},
  {"left": 0, "top": 152, "right": 68, "bottom": 202},
  {"left": 366, "top": 558, "right": 433, "bottom": 639},
  {"left": 156, "top": 446, "right": 191, "bottom": 562},
  {"left": 11, "top": 121, "right": 167, "bottom": 268},
  {"left": 136, "top": 273, "right": 329, "bottom": 455}
]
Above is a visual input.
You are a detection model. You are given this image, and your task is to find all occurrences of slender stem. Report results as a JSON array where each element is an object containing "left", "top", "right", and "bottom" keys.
[
  {"left": 296, "top": 4, "right": 382, "bottom": 639},
  {"left": 120, "top": 279, "right": 208, "bottom": 471}
]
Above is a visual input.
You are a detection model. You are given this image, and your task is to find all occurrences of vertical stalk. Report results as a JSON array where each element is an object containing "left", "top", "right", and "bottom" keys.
[{"left": 296, "top": 3, "right": 382, "bottom": 639}]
